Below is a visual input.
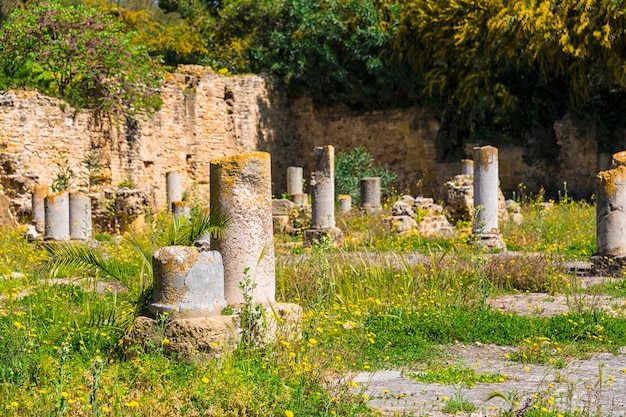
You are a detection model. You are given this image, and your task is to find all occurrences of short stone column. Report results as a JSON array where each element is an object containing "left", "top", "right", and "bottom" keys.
[
  {"left": 44, "top": 191, "right": 70, "bottom": 241},
  {"left": 592, "top": 163, "right": 626, "bottom": 275},
  {"left": 166, "top": 171, "right": 183, "bottom": 212},
  {"left": 338, "top": 194, "right": 351, "bottom": 213},
  {"left": 32, "top": 184, "right": 49, "bottom": 233},
  {"left": 472, "top": 146, "right": 506, "bottom": 251},
  {"left": 150, "top": 246, "right": 227, "bottom": 316},
  {"left": 287, "top": 166, "right": 304, "bottom": 196},
  {"left": 171, "top": 201, "right": 190, "bottom": 219},
  {"left": 210, "top": 151, "right": 275, "bottom": 305},
  {"left": 461, "top": 159, "right": 474, "bottom": 176},
  {"left": 69, "top": 192, "right": 92, "bottom": 240},
  {"left": 360, "top": 177, "right": 382, "bottom": 213},
  {"left": 305, "top": 146, "right": 341, "bottom": 245},
  {"left": 291, "top": 193, "right": 308, "bottom": 207}
]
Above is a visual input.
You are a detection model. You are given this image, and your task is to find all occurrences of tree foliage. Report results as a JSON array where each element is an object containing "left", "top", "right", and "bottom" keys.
[{"left": 0, "top": 1, "right": 163, "bottom": 114}]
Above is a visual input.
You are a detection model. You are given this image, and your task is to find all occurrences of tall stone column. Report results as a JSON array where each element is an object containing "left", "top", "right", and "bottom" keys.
[
  {"left": 472, "top": 146, "right": 506, "bottom": 250},
  {"left": 32, "top": 184, "right": 49, "bottom": 233},
  {"left": 69, "top": 192, "right": 92, "bottom": 240},
  {"left": 360, "top": 177, "right": 381, "bottom": 213},
  {"left": 166, "top": 171, "right": 183, "bottom": 212},
  {"left": 44, "top": 191, "right": 70, "bottom": 241},
  {"left": 210, "top": 152, "right": 275, "bottom": 305},
  {"left": 305, "top": 146, "right": 341, "bottom": 245},
  {"left": 286, "top": 166, "right": 304, "bottom": 196},
  {"left": 592, "top": 159, "right": 626, "bottom": 275},
  {"left": 461, "top": 159, "right": 474, "bottom": 176}
]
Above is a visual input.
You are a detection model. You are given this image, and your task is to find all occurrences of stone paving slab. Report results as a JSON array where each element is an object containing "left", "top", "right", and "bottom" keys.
[{"left": 356, "top": 344, "right": 626, "bottom": 416}]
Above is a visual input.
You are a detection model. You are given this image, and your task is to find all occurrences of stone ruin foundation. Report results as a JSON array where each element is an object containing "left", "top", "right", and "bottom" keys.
[{"left": 126, "top": 151, "right": 302, "bottom": 362}]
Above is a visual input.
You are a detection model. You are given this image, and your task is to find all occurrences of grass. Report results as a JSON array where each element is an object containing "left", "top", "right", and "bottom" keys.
[{"left": 0, "top": 197, "right": 622, "bottom": 416}]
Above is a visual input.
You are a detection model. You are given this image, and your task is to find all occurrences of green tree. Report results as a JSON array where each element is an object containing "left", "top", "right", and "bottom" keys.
[{"left": 0, "top": 2, "right": 163, "bottom": 114}]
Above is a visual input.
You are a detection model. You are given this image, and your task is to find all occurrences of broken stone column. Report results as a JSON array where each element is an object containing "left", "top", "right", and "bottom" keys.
[
  {"left": 338, "top": 194, "right": 351, "bottom": 213},
  {"left": 210, "top": 151, "right": 275, "bottom": 305},
  {"left": 592, "top": 162, "right": 626, "bottom": 275},
  {"left": 171, "top": 201, "right": 190, "bottom": 219},
  {"left": 150, "top": 246, "right": 226, "bottom": 316},
  {"left": 166, "top": 171, "right": 182, "bottom": 212},
  {"left": 44, "top": 191, "right": 70, "bottom": 241},
  {"left": 69, "top": 192, "right": 92, "bottom": 240},
  {"left": 472, "top": 146, "right": 506, "bottom": 251},
  {"left": 32, "top": 184, "right": 48, "bottom": 233},
  {"left": 461, "top": 159, "right": 474, "bottom": 176},
  {"left": 360, "top": 177, "right": 382, "bottom": 213},
  {"left": 287, "top": 166, "right": 304, "bottom": 196},
  {"left": 291, "top": 193, "right": 308, "bottom": 207},
  {"left": 305, "top": 146, "right": 341, "bottom": 245}
]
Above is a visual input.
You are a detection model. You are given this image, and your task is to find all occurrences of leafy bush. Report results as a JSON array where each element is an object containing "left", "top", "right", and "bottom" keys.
[
  {"left": 335, "top": 145, "right": 397, "bottom": 202},
  {"left": 0, "top": 2, "right": 163, "bottom": 115}
]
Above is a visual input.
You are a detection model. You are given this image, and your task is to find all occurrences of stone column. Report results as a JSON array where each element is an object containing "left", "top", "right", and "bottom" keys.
[
  {"left": 360, "top": 177, "right": 381, "bottom": 213},
  {"left": 210, "top": 152, "right": 275, "bottom": 305},
  {"left": 69, "top": 192, "right": 92, "bottom": 240},
  {"left": 32, "top": 184, "right": 49, "bottom": 233},
  {"left": 461, "top": 159, "right": 474, "bottom": 176},
  {"left": 44, "top": 191, "right": 70, "bottom": 241},
  {"left": 172, "top": 201, "right": 191, "bottom": 219},
  {"left": 338, "top": 194, "right": 351, "bottom": 213},
  {"left": 166, "top": 171, "right": 183, "bottom": 212},
  {"left": 150, "top": 246, "right": 226, "bottom": 316},
  {"left": 286, "top": 166, "right": 304, "bottom": 196},
  {"left": 310, "top": 146, "right": 335, "bottom": 229},
  {"left": 472, "top": 146, "right": 506, "bottom": 250},
  {"left": 593, "top": 163, "right": 626, "bottom": 275}
]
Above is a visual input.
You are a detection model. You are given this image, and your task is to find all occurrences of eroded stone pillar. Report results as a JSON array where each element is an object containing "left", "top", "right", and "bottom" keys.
[
  {"left": 287, "top": 166, "right": 304, "bottom": 196},
  {"left": 210, "top": 151, "right": 275, "bottom": 305},
  {"left": 32, "top": 184, "right": 49, "bottom": 233},
  {"left": 166, "top": 171, "right": 182, "bottom": 212},
  {"left": 461, "top": 159, "right": 474, "bottom": 176},
  {"left": 69, "top": 192, "right": 92, "bottom": 240},
  {"left": 360, "top": 177, "right": 381, "bottom": 213},
  {"left": 596, "top": 165, "right": 626, "bottom": 256},
  {"left": 472, "top": 146, "right": 506, "bottom": 250},
  {"left": 338, "top": 194, "right": 351, "bottom": 213},
  {"left": 310, "top": 146, "right": 335, "bottom": 229},
  {"left": 172, "top": 201, "right": 190, "bottom": 219},
  {"left": 44, "top": 191, "right": 70, "bottom": 241},
  {"left": 150, "top": 246, "right": 226, "bottom": 316}
]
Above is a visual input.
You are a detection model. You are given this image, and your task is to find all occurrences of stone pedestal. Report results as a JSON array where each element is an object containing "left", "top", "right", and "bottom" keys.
[
  {"left": 286, "top": 166, "right": 304, "bottom": 196},
  {"left": 210, "top": 152, "right": 275, "bottom": 305},
  {"left": 472, "top": 146, "right": 505, "bottom": 251},
  {"left": 338, "top": 194, "right": 351, "bottom": 213},
  {"left": 166, "top": 171, "right": 183, "bottom": 212},
  {"left": 360, "top": 177, "right": 381, "bottom": 213},
  {"left": 461, "top": 159, "right": 474, "bottom": 176},
  {"left": 44, "top": 191, "right": 70, "bottom": 241},
  {"left": 171, "top": 201, "right": 190, "bottom": 219},
  {"left": 150, "top": 246, "right": 226, "bottom": 316},
  {"left": 32, "top": 184, "right": 48, "bottom": 233},
  {"left": 69, "top": 192, "right": 92, "bottom": 240}
]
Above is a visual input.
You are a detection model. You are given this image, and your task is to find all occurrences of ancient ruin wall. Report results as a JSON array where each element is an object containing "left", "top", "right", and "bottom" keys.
[{"left": 0, "top": 65, "right": 601, "bottom": 215}]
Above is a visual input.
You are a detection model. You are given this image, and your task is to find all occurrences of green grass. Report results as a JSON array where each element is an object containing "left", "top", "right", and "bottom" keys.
[{"left": 0, "top": 198, "right": 617, "bottom": 416}]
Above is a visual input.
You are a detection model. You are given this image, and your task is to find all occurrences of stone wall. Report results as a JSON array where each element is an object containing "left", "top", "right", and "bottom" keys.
[{"left": 0, "top": 65, "right": 605, "bottom": 219}]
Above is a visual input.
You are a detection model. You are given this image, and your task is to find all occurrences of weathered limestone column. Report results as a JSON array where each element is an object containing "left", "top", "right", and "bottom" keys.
[
  {"left": 44, "top": 191, "right": 70, "bottom": 241},
  {"left": 166, "top": 171, "right": 183, "bottom": 212},
  {"left": 338, "top": 194, "right": 351, "bottom": 213},
  {"left": 172, "top": 201, "right": 190, "bottom": 219},
  {"left": 592, "top": 158, "right": 626, "bottom": 275},
  {"left": 461, "top": 159, "right": 474, "bottom": 176},
  {"left": 287, "top": 166, "right": 304, "bottom": 196},
  {"left": 310, "top": 146, "right": 335, "bottom": 229},
  {"left": 32, "top": 184, "right": 49, "bottom": 233},
  {"left": 210, "top": 152, "right": 275, "bottom": 305},
  {"left": 360, "top": 177, "right": 382, "bottom": 213},
  {"left": 69, "top": 192, "right": 92, "bottom": 240},
  {"left": 150, "top": 246, "right": 226, "bottom": 316},
  {"left": 472, "top": 146, "right": 506, "bottom": 251},
  {"left": 291, "top": 193, "right": 308, "bottom": 207}
]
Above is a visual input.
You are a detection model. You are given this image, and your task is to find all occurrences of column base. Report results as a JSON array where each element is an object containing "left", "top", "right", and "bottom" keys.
[{"left": 470, "top": 233, "right": 507, "bottom": 252}]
